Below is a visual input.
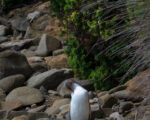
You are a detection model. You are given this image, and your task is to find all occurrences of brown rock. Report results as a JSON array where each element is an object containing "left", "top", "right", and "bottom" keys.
[
  {"left": 126, "top": 68, "right": 150, "bottom": 97},
  {"left": 0, "top": 74, "right": 25, "bottom": 93},
  {"left": 6, "top": 87, "right": 43, "bottom": 106},
  {"left": 0, "top": 101, "right": 22, "bottom": 111},
  {"left": 12, "top": 115, "right": 29, "bottom": 120},
  {"left": 28, "top": 105, "right": 46, "bottom": 113},
  {"left": 0, "top": 89, "right": 6, "bottom": 102},
  {"left": 99, "top": 94, "right": 118, "bottom": 108},
  {"left": 45, "top": 98, "right": 70, "bottom": 115},
  {"left": 45, "top": 54, "right": 69, "bottom": 69}
]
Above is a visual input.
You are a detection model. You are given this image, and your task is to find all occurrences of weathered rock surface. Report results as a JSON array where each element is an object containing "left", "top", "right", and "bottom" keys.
[
  {"left": 45, "top": 54, "right": 69, "bottom": 69},
  {"left": 0, "top": 36, "right": 9, "bottom": 44},
  {"left": 0, "top": 74, "right": 25, "bottom": 93},
  {"left": 36, "top": 34, "right": 61, "bottom": 56},
  {"left": 6, "top": 87, "right": 44, "bottom": 106},
  {"left": 0, "top": 51, "right": 32, "bottom": 79},
  {"left": 52, "top": 48, "right": 65, "bottom": 56},
  {"left": 27, "top": 69, "right": 73, "bottom": 89}
]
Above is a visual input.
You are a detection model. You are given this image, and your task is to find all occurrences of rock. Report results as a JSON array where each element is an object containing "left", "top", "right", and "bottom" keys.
[
  {"left": 7, "top": 111, "right": 48, "bottom": 120},
  {"left": 45, "top": 98, "right": 70, "bottom": 116},
  {"left": 0, "top": 25, "right": 8, "bottom": 36},
  {"left": 0, "top": 110, "right": 7, "bottom": 119},
  {"left": 27, "top": 11, "right": 41, "bottom": 23},
  {"left": 126, "top": 68, "right": 150, "bottom": 97},
  {"left": 35, "top": 34, "right": 61, "bottom": 56},
  {"left": 57, "top": 104, "right": 70, "bottom": 119},
  {"left": 91, "top": 103, "right": 104, "bottom": 119},
  {"left": 12, "top": 115, "right": 29, "bottom": 120},
  {"left": 27, "top": 68, "right": 73, "bottom": 90},
  {"left": 99, "top": 94, "right": 118, "bottom": 108},
  {"left": 142, "top": 96, "right": 150, "bottom": 106},
  {"left": 111, "top": 90, "right": 143, "bottom": 102},
  {"left": 108, "top": 85, "right": 127, "bottom": 94},
  {"left": 0, "top": 36, "right": 9, "bottom": 44},
  {"left": 0, "top": 88, "right": 6, "bottom": 102},
  {"left": 119, "top": 102, "right": 133, "bottom": 113},
  {"left": 57, "top": 78, "right": 93, "bottom": 97},
  {"left": 11, "top": 17, "right": 29, "bottom": 34},
  {"left": 0, "top": 50, "right": 32, "bottom": 79},
  {"left": 30, "top": 62, "right": 48, "bottom": 73},
  {"left": 53, "top": 48, "right": 65, "bottom": 56},
  {"left": 28, "top": 105, "right": 46, "bottom": 113},
  {"left": 0, "top": 74, "right": 25, "bottom": 93},
  {"left": 45, "top": 54, "right": 69, "bottom": 69},
  {"left": 6, "top": 87, "right": 44, "bottom": 106},
  {"left": 0, "top": 38, "right": 35, "bottom": 51},
  {"left": 109, "top": 112, "right": 124, "bottom": 120},
  {"left": 21, "top": 49, "right": 36, "bottom": 57},
  {"left": 27, "top": 56, "right": 44, "bottom": 63},
  {"left": 48, "top": 90, "right": 59, "bottom": 96}
]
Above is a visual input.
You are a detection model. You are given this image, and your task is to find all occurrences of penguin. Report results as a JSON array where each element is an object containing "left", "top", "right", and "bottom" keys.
[{"left": 66, "top": 79, "right": 91, "bottom": 120}]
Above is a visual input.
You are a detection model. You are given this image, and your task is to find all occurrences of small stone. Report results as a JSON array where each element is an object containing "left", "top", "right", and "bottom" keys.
[{"left": 109, "top": 112, "right": 124, "bottom": 120}]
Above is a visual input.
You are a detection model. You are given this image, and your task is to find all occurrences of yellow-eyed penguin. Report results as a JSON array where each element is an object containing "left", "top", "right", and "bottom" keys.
[{"left": 66, "top": 79, "right": 91, "bottom": 120}]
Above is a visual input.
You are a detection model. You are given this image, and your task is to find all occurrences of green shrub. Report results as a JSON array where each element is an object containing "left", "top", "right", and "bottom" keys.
[{"left": 50, "top": 0, "right": 133, "bottom": 90}]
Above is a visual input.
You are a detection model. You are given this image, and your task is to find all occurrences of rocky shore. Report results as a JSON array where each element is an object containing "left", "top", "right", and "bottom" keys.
[{"left": 0, "top": 1, "right": 150, "bottom": 120}]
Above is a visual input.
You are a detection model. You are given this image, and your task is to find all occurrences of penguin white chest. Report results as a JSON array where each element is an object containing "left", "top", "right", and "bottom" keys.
[{"left": 70, "top": 86, "right": 90, "bottom": 120}]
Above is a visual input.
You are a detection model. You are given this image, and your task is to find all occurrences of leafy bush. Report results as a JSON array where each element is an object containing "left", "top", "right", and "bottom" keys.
[{"left": 50, "top": 0, "right": 136, "bottom": 90}]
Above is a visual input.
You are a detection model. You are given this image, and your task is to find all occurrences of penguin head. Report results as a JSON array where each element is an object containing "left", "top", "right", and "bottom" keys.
[{"left": 66, "top": 78, "right": 76, "bottom": 92}]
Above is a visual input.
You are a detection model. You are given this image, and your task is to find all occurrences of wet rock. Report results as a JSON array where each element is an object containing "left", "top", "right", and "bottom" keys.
[
  {"left": 0, "top": 74, "right": 25, "bottom": 93},
  {"left": 45, "top": 54, "right": 69, "bottom": 69},
  {"left": 111, "top": 90, "right": 143, "bottom": 102},
  {"left": 126, "top": 68, "right": 150, "bottom": 98},
  {"left": 99, "top": 94, "right": 118, "bottom": 108},
  {"left": 45, "top": 98, "right": 70, "bottom": 116},
  {"left": 0, "top": 50, "right": 32, "bottom": 79},
  {"left": 119, "top": 102, "right": 133, "bottom": 113},
  {"left": 6, "top": 87, "right": 44, "bottom": 106},
  {"left": 27, "top": 68, "right": 73, "bottom": 90},
  {"left": 53, "top": 48, "right": 65, "bottom": 56},
  {"left": 35, "top": 34, "right": 61, "bottom": 56}
]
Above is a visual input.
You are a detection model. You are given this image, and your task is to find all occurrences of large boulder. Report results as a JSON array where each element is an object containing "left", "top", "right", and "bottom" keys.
[
  {"left": 0, "top": 74, "right": 25, "bottom": 93},
  {"left": 27, "top": 68, "right": 73, "bottom": 89},
  {"left": 126, "top": 68, "right": 150, "bottom": 97},
  {"left": 0, "top": 50, "right": 32, "bottom": 79},
  {"left": 6, "top": 87, "right": 44, "bottom": 106},
  {"left": 35, "top": 34, "right": 61, "bottom": 56},
  {"left": 45, "top": 54, "right": 69, "bottom": 69}
]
